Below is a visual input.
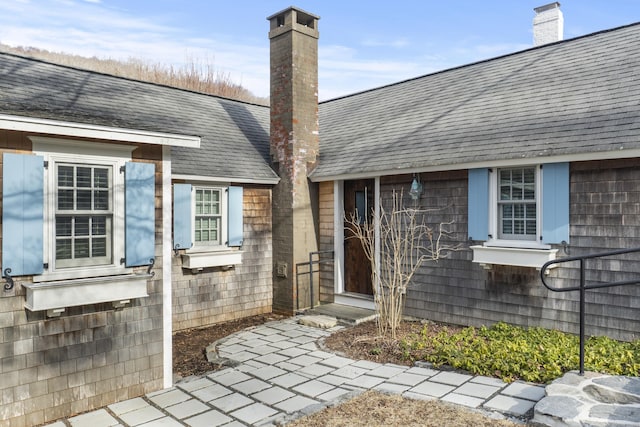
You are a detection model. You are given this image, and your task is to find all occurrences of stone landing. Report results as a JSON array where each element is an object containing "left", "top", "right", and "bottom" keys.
[{"left": 533, "top": 371, "right": 640, "bottom": 426}]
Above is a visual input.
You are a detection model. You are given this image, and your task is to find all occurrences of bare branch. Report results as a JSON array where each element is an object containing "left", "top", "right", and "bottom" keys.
[{"left": 344, "top": 189, "right": 460, "bottom": 338}]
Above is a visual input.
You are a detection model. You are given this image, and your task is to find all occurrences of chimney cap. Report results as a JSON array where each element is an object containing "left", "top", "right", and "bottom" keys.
[
  {"left": 534, "top": 2, "right": 561, "bottom": 14},
  {"left": 267, "top": 6, "right": 320, "bottom": 22}
]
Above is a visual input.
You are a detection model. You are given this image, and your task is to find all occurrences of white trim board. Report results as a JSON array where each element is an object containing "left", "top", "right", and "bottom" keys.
[
  {"left": 173, "top": 174, "right": 280, "bottom": 185},
  {"left": 1, "top": 114, "right": 200, "bottom": 148},
  {"left": 309, "top": 148, "right": 640, "bottom": 182}
]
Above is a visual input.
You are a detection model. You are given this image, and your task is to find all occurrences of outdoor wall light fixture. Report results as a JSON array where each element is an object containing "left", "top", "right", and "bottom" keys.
[{"left": 409, "top": 174, "right": 423, "bottom": 200}]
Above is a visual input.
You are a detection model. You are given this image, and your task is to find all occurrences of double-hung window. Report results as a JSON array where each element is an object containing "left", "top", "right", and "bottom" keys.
[
  {"left": 39, "top": 144, "right": 129, "bottom": 281},
  {"left": 2, "top": 137, "right": 156, "bottom": 312},
  {"left": 55, "top": 163, "right": 113, "bottom": 268},
  {"left": 173, "top": 183, "right": 243, "bottom": 270},
  {"left": 497, "top": 167, "right": 537, "bottom": 241},
  {"left": 194, "top": 187, "right": 224, "bottom": 247},
  {"left": 468, "top": 163, "right": 569, "bottom": 268}
]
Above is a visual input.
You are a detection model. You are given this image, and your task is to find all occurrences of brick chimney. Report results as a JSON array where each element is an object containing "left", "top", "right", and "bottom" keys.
[
  {"left": 533, "top": 2, "right": 564, "bottom": 46},
  {"left": 268, "top": 7, "right": 320, "bottom": 314}
]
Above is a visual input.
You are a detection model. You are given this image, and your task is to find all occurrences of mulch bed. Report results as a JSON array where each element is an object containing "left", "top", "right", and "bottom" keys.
[{"left": 172, "top": 313, "right": 286, "bottom": 377}]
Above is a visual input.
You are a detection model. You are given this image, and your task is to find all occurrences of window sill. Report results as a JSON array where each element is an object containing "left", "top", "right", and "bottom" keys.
[
  {"left": 22, "top": 273, "right": 150, "bottom": 312},
  {"left": 181, "top": 250, "right": 243, "bottom": 270},
  {"left": 470, "top": 245, "right": 558, "bottom": 269},
  {"left": 33, "top": 266, "right": 133, "bottom": 283}
]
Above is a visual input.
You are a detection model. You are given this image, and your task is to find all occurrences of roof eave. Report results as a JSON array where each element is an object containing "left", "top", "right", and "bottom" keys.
[
  {"left": 309, "top": 148, "right": 640, "bottom": 182},
  {"left": 172, "top": 173, "right": 280, "bottom": 185},
  {"left": 0, "top": 114, "right": 201, "bottom": 148}
]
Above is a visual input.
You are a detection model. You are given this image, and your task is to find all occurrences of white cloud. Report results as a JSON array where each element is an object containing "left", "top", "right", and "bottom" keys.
[
  {"left": 0, "top": 1, "right": 538, "bottom": 101},
  {"left": 0, "top": 0, "right": 272, "bottom": 97}
]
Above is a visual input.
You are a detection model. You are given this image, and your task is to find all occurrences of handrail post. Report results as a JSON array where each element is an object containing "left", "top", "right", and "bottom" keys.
[
  {"left": 579, "top": 259, "right": 586, "bottom": 375},
  {"left": 309, "top": 251, "right": 315, "bottom": 309},
  {"left": 540, "top": 245, "right": 640, "bottom": 377}
]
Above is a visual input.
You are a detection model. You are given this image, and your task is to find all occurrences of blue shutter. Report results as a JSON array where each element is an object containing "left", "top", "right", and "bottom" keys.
[
  {"left": 227, "top": 186, "right": 243, "bottom": 247},
  {"left": 125, "top": 162, "right": 155, "bottom": 267},
  {"left": 173, "top": 184, "right": 192, "bottom": 250},
  {"left": 542, "top": 162, "right": 570, "bottom": 244},
  {"left": 468, "top": 168, "right": 490, "bottom": 241},
  {"left": 2, "top": 153, "right": 44, "bottom": 277}
]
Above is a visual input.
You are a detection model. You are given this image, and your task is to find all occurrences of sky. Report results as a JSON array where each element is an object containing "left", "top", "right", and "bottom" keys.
[{"left": 1, "top": 1, "right": 639, "bottom": 101}]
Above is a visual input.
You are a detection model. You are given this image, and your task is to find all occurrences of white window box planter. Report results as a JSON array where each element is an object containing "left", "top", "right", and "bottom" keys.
[
  {"left": 23, "top": 273, "right": 150, "bottom": 312},
  {"left": 181, "top": 250, "right": 243, "bottom": 270},
  {"left": 470, "top": 245, "right": 558, "bottom": 269}
]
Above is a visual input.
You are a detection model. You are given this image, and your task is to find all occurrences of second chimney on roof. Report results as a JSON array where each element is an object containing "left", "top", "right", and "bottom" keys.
[{"left": 533, "top": 2, "right": 564, "bottom": 46}]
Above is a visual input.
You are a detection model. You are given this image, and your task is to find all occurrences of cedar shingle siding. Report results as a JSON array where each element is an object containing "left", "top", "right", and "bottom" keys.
[{"left": 171, "top": 186, "right": 272, "bottom": 331}]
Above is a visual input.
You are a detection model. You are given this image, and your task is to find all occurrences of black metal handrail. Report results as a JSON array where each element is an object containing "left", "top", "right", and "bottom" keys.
[
  {"left": 540, "top": 246, "right": 640, "bottom": 375},
  {"left": 295, "top": 250, "right": 334, "bottom": 310}
]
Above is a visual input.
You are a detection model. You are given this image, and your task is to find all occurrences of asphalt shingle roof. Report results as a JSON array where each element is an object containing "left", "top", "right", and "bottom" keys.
[
  {"left": 0, "top": 53, "right": 277, "bottom": 183},
  {"left": 3, "top": 22, "right": 640, "bottom": 184},
  {"left": 313, "top": 23, "right": 640, "bottom": 180}
]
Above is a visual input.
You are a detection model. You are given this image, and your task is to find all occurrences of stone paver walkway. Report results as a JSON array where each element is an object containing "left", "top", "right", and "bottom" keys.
[{"left": 46, "top": 316, "right": 545, "bottom": 426}]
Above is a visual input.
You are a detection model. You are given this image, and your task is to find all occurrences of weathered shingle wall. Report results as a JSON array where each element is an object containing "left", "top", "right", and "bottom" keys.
[
  {"left": 319, "top": 181, "right": 335, "bottom": 303},
  {"left": 396, "top": 164, "right": 640, "bottom": 341},
  {"left": 171, "top": 186, "right": 272, "bottom": 331},
  {"left": 0, "top": 131, "right": 164, "bottom": 427}
]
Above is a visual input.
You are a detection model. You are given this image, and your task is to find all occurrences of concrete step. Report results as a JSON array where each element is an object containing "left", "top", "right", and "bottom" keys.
[{"left": 302, "top": 303, "right": 377, "bottom": 325}]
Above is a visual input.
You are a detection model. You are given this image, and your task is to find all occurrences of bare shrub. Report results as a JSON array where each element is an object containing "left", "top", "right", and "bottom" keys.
[{"left": 345, "top": 190, "right": 460, "bottom": 338}]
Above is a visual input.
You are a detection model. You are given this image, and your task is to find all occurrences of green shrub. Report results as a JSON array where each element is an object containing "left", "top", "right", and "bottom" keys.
[{"left": 400, "top": 322, "right": 640, "bottom": 383}]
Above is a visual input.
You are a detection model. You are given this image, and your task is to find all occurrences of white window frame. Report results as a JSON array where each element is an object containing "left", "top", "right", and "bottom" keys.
[
  {"left": 33, "top": 138, "right": 134, "bottom": 282},
  {"left": 54, "top": 162, "right": 114, "bottom": 268},
  {"left": 191, "top": 185, "right": 227, "bottom": 251},
  {"left": 485, "top": 165, "right": 550, "bottom": 250},
  {"left": 180, "top": 183, "right": 244, "bottom": 270}
]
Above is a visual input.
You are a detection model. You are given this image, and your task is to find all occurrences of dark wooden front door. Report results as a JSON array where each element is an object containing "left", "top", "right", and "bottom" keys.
[{"left": 344, "top": 179, "right": 374, "bottom": 295}]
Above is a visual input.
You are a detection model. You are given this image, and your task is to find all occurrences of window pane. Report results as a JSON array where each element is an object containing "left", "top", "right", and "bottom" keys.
[
  {"left": 56, "top": 240, "right": 72, "bottom": 260},
  {"left": 75, "top": 217, "right": 90, "bottom": 236},
  {"left": 77, "top": 190, "right": 92, "bottom": 210},
  {"left": 58, "top": 189, "right": 74, "bottom": 210},
  {"left": 93, "top": 238, "right": 107, "bottom": 257},
  {"left": 94, "top": 190, "right": 109, "bottom": 210},
  {"left": 524, "top": 168, "right": 535, "bottom": 182},
  {"left": 92, "top": 216, "right": 106, "bottom": 235},
  {"left": 76, "top": 167, "right": 91, "bottom": 187},
  {"left": 74, "top": 239, "right": 90, "bottom": 258},
  {"left": 502, "top": 220, "right": 512, "bottom": 234},
  {"left": 58, "top": 166, "right": 74, "bottom": 187},
  {"left": 500, "top": 186, "right": 511, "bottom": 201},
  {"left": 56, "top": 217, "right": 72, "bottom": 237},
  {"left": 94, "top": 168, "right": 109, "bottom": 188},
  {"left": 524, "top": 185, "right": 535, "bottom": 200}
]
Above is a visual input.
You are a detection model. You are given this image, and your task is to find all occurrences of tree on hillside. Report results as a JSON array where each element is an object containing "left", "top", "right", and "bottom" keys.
[{"left": 0, "top": 43, "right": 268, "bottom": 105}]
